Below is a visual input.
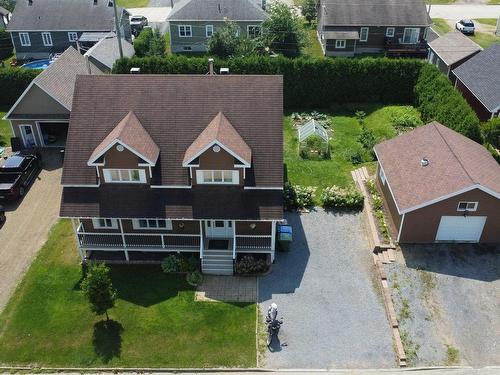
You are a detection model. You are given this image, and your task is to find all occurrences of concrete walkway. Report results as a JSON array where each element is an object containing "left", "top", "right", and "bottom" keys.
[
  {"left": 0, "top": 151, "right": 62, "bottom": 313},
  {"left": 429, "top": 5, "right": 500, "bottom": 20}
]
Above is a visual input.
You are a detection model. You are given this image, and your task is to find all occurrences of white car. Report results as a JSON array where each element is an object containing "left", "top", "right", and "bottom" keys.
[{"left": 455, "top": 19, "right": 475, "bottom": 35}]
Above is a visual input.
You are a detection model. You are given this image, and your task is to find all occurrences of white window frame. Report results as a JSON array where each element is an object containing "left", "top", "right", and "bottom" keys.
[
  {"left": 68, "top": 32, "right": 78, "bottom": 42},
  {"left": 360, "top": 27, "right": 369, "bottom": 42},
  {"left": 402, "top": 28, "right": 420, "bottom": 44},
  {"left": 457, "top": 201, "right": 478, "bottom": 212},
  {"left": 205, "top": 24, "right": 214, "bottom": 37},
  {"left": 103, "top": 168, "right": 147, "bottom": 183},
  {"left": 335, "top": 39, "right": 346, "bottom": 49},
  {"left": 196, "top": 170, "right": 239, "bottom": 185},
  {"left": 386, "top": 27, "right": 395, "bottom": 37},
  {"left": 379, "top": 166, "right": 386, "bottom": 185},
  {"left": 19, "top": 32, "right": 31, "bottom": 46},
  {"left": 92, "top": 218, "right": 119, "bottom": 229},
  {"left": 41, "top": 32, "right": 53, "bottom": 46},
  {"left": 132, "top": 219, "right": 173, "bottom": 230},
  {"left": 178, "top": 25, "right": 192, "bottom": 37},
  {"left": 247, "top": 25, "right": 261, "bottom": 38}
]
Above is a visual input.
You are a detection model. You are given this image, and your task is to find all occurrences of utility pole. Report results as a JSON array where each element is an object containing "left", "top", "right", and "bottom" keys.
[{"left": 112, "top": 0, "right": 124, "bottom": 59}]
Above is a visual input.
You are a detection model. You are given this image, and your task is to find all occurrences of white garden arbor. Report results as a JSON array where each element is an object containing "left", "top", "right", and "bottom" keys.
[{"left": 298, "top": 119, "right": 329, "bottom": 143}]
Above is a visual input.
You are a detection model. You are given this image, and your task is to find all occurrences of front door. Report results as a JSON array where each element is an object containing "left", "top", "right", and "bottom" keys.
[
  {"left": 20, "top": 125, "right": 36, "bottom": 147},
  {"left": 205, "top": 220, "right": 233, "bottom": 238}
]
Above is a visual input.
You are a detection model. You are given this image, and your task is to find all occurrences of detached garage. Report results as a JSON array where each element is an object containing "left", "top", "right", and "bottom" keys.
[{"left": 374, "top": 121, "right": 500, "bottom": 244}]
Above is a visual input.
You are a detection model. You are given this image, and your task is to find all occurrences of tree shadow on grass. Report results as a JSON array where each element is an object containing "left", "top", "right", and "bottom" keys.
[{"left": 93, "top": 319, "right": 124, "bottom": 363}]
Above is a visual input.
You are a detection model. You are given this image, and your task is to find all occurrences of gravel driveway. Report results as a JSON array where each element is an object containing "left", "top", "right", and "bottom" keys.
[
  {"left": 0, "top": 151, "right": 62, "bottom": 313},
  {"left": 386, "top": 244, "right": 500, "bottom": 367},
  {"left": 259, "top": 209, "right": 395, "bottom": 369}
]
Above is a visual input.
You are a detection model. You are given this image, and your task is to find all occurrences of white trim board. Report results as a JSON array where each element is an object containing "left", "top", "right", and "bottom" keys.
[
  {"left": 182, "top": 139, "right": 251, "bottom": 167},
  {"left": 88, "top": 139, "right": 156, "bottom": 166}
]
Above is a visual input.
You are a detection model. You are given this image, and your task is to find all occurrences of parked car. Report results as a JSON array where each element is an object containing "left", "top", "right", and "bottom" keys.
[
  {"left": 0, "top": 152, "right": 41, "bottom": 202},
  {"left": 130, "top": 15, "right": 148, "bottom": 35},
  {"left": 456, "top": 19, "right": 475, "bottom": 35}
]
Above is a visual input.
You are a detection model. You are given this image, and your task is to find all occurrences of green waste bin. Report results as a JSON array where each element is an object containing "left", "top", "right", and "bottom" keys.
[{"left": 277, "top": 225, "right": 292, "bottom": 251}]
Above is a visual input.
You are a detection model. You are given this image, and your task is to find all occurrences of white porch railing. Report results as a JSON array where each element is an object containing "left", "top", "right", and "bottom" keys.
[{"left": 235, "top": 235, "right": 273, "bottom": 250}]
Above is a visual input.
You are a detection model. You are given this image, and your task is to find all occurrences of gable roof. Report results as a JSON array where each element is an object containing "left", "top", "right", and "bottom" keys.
[
  {"left": 5, "top": 47, "right": 102, "bottom": 119},
  {"left": 62, "top": 74, "right": 283, "bottom": 187},
  {"left": 452, "top": 44, "right": 500, "bottom": 112},
  {"left": 167, "top": 0, "right": 268, "bottom": 21},
  {"left": 429, "top": 31, "right": 482, "bottom": 66},
  {"left": 374, "top": 122, "right": 500, "bottom": 214},
  {"left": 320, "top": 0, "right": 431, "bottom": 27},
  {"left": 6, "top": 0, "right": 123, "bottom": 31},
  {"left": 89, "top": 111, "right": 160, "bottom": 166},
  {"left": 183, "top": 111, "right": 252, "bottom": 166},
  {"left": 85, "top": 34, "right": 135, "bottom": 70}
]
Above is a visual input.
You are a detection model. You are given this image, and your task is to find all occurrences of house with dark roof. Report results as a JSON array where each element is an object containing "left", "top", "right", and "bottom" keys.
[
  {"left": 0, "top": 6, "right": 11, "bottom": 29},
  {"left": 60, "top": 73, "right": 283, "bottom": 275},
  {"left": 452, "top": 44, "right": 500, "bottom": 121},
  {"left": 317, "top": 0, "right": 431, "bottom": 57},
  {"left": 427, "top": 32, "right": 482, "bottom": 83},
  {"left": 6, "top": 0, "right": 131, "bottom": 60},
  {"left": 3, "top": 47, "right": 102, "bottom": 148},
  {"left": 374, "top": 122, "right": 500, "bottom": 244},
  {"left": 167, "top": 0, "right": 268, "bottom": 53}
]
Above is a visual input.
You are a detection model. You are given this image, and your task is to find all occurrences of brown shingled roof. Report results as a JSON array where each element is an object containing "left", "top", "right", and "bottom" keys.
[
  {"left": 183, "top": 111, "right": 251, "bottom": 166},
  {"left": 374, "top": 122, "right": 500, "bottom": 213},
  {"left": 89, "top": 111, "right": 160, "bottom": 165}
]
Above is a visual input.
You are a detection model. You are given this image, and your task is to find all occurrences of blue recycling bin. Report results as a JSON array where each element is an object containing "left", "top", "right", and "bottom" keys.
[{"left": 277, "top": 224, "right": 292, "bottom": 251}]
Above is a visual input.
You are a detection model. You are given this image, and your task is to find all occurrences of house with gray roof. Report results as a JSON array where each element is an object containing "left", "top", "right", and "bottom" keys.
[
  {"left": 3, "top": 47, "right": 102, "bottom": 148},
  {"left": 167, "top": 0, "right": 268, "bottom": 53},
  {"left": 84, "top": 33, "right": 135, "bottom": 72},
  {"left": 317, "top": 0, "right": 431, "bottom": 57},
  {"left": 6, "top": 0, "right": 131, "bottom": 60},
  {"left": 427, "top": 32, "right": 482, "bottom": 83},
  {"left": 453, "top": 44, "right": 500, "bottom": 121}
]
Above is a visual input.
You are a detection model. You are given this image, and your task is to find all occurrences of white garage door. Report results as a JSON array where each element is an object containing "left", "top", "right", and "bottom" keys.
[{"left": 435, "top": 216, "right": 486, "bottom": 242}]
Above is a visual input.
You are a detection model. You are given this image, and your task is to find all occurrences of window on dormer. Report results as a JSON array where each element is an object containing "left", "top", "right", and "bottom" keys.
[
  {"left": 103, "top": 168, "right": 146, "bottom": 183},
  {"left": 196, "top": 170, "right": 238, "bottom": 184}
]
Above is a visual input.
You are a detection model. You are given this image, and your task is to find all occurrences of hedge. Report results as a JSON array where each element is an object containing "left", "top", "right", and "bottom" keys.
[
  {"left": 0, "top": 68, "right": 41, "bottom": 106},
  {"left": 113, "top": 55, "right": 424, "bottom": 108},
  {"left": 415, "top": 64, "right": 482, "bottom": 143}
]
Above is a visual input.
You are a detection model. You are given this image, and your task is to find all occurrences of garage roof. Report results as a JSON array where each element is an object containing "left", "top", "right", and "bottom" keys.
[
  {"left": 374, "top": 122, "right": 500, "bottom": 213},
  {"left": 428, "top": 31, "right": 482, "bottom": 66}
]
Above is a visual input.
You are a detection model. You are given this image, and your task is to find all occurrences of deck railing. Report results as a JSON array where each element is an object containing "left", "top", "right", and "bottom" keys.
[{"left": 235, "top": 235, "right": 272, "bottom": 250}]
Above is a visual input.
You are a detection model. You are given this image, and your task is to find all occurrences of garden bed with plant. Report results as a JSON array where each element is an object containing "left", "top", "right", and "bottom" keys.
[{"left": 365, "top": 179, "right": 393, "bottom": 245}]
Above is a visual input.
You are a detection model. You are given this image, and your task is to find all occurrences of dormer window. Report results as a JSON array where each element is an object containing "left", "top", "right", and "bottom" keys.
[
  {"left": 197, "top": 170, "right": 239, "bottom": 184},
  {"left": 103, "top": 168, "right": 146, "bottom": 183}
]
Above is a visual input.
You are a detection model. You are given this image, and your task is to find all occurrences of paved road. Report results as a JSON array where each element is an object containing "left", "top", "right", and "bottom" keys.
[
  {"left": 127, "top": 7, "right": 171, "bottom": 34},
  {"left": 0, "top": 151, "right": 62, "bottom": 313},
  {"left": 429, "top": 5, "right": 500, "bottom": 20},
  {"left": 259, "top": 210, "right": 395, "bottom": 369}
]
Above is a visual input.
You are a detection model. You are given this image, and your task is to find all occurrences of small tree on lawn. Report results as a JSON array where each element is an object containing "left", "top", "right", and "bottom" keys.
[
  {"left": 301, "top": 0, "right": 317, "bottom": 25},
  {"left": 148, "top": 28, "right": 166, "bottom": 57},
  {"left": 81, "top": 262, "right": 117, "bottom": 321},
  {"left": 207, "top": 21, "right": 241, "bottom": 58}
]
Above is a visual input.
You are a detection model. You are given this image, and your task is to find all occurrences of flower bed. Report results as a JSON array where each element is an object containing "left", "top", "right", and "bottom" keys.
[{"left": 365, "top": 179, "right": 391, "bottom": 243}]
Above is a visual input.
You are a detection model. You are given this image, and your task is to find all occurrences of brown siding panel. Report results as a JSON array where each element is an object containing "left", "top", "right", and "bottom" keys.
[
  {"left": 377, "top": 163, "right": 402, "bottom": 230},
  {"left": 236, "top": 221, "right": 272, "bottom": 235}
]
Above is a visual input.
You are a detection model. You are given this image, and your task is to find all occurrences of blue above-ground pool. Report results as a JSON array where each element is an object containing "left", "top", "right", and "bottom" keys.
[{"left": 21, "top": 59, "right": 52, "bottom": 70}]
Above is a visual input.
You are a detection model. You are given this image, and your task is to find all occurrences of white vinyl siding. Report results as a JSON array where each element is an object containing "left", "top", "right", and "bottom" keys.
[
  {"left": 360, "top": 27, "right": 369, "bottom": 42},
  {"left": 68, "top": 32, "right": 78, "bottom": 42},
  {"left": 386, "top": 27, "right": 395, "bottom": 37},
  {"left": 206, "top": 25, "right": 213, "bottom": 37},
  {"left": 402, "top": 28, "right": 420, "bottom": 44},
  {"left": 335, "top": 39, "right": 346, "bottom": 48},
  {"left": 457, "top": 201, "right": 478, "bottom": 212},
  {"left": 19, "top": 32, "right": 31, "bottom": 46},
  {"left": 103, "top": 169, "right": 147, "bottom": 183},
  {"left": 92, "top": 218, "right": 118, "bottom": 229},
  {"left": 41, "top": 32, "right": 53, "bottom": 46},
  {"left": 132, "top": 219, "right": 173, "bottom": 230},
  {"left": 196, "top": 170, "right": 239, "bottom": 185},
  {"left": 179, "top": 25, "right": 192, "bottom": 37}
]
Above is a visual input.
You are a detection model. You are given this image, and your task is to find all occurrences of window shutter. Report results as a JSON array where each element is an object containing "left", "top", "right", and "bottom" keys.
[
  {"left": 103, "top": 169, "right": 112, "bottom": 182},
  {"left": 196, "top": 170, "right": 203, "bottom": 184},
  {"left": 232, "top": 170, "right": 240, "bottom": 184},
  {"left": 139, "top": 169, "right": 147, "bottom": 183}
]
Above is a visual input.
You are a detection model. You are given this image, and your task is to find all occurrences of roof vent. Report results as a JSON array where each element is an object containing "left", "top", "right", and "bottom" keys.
[
  {"left": 220, "top": 67, "right": 229, "bottom": 75},
  {"left": 130, "top": 67, "right": 140, "bottom": 74},
  {"left": 420, "top": 157, "right": 429, "bottom": 167},
  {"left": 93, "top": 0, "right": 97, "bottom": 5},
  {"left": 28, "top": 0, "right": 33, "bottom": 5},
  {"left": 208, "top": 58, "right": 214, "bottom": 75}
]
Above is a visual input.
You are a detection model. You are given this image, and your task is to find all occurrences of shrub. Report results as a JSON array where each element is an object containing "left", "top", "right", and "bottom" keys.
[
  {"left": 321, "top": 185, "right": 364, "bottom": 210},
  {"left": 207, "top": 21, "right": 241, "bottom": 58},
  {"left": 161, "top": 255, "right": 181, "bottom": 273},
  {"left": 235, "top": 255, "right": 268, "bottom": 274},
  {"left": 80, "top": 262, "right": 117, "bottom": 320},
  {"left": 0, "top": 29, "right": 13, "bottom": 60},
  {"left": 0, "top": 68, "right": 41, "bottom": 106},
  {"left": 482, "top": 118, "right": 500, "bottom": 149},
  {"left": 178, "top": 255, "right": 199, "bottom": 272},
  {"left": 372, "top": 194, "right": 383, "bottom": 211},
  {"left": 186, "top": 271, "right": 203, "bottom": 286},
  {"left": 283, "top": 183, "right": 316, "bottom": 209},
  {"left": 357, "top": 126, "right": 377, "bottom": 159},
  {"left": 391, "top": 107, "right": 422, "bottom": 134},
  {"left": 133, "top": 28, "right": 153, "bottom": 57}
]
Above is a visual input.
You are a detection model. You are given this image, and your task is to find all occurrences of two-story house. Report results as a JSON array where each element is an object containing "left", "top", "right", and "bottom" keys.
[
  {"left": 317, "top": 0, "right": 431, "bottom": 57},
  {"left": 60, "top": 72, "right": 283, "bottom": 275},
  {"left": 6, "top": 0, "right": 131, "bottom": 60},
  {"left": 167, "top": 0, "right": 268, "bottom": 54}
]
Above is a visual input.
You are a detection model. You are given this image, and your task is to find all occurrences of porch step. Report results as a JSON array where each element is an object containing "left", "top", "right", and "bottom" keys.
[{"left": 202, "top": 247, "right": 234, "bottom": 275}]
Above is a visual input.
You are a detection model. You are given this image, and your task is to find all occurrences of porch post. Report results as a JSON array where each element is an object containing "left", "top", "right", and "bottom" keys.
[
  {"left": 271, "top": 220, "right": 276, "bottom": 263},
  {"left": 232, "top": 220, "right": 236, "bottom": 259},
  {"left": 118, "top": 219, "right": 129, "bottom": 261},
  {"left": 71, "top": 218, "right": 84, "bottom": 260},
  {"left": 199, "top": 220, "right": 203, "bottom": 259}
]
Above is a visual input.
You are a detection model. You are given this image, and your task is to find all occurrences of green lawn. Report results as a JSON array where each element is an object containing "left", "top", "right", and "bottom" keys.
[
  {"left": 304, "top": 27, "right": 324, "bottom": 58},
  {"left": 431, "top": 18, "right": 452, "bottom": 36},
  {"left": 0, "top": 105, "right": 12, "bottom": 147},
  {"left": 115, "top": 0, "right": 149, "bottom": 7},
  {"left": 468, "top": 31, "right": 500, "bottom": 48},
  {"left": 474, "top": 18, "right": 498, "bottom": 27},
  {"left": 284, "top": 105, "right": 420, "bottom": 200},
  {"left": 0, "top": 220, "right": 256, "bottom": 367},
  {"left": 487, "top": 0, "right": 500, "bottom": 4}
]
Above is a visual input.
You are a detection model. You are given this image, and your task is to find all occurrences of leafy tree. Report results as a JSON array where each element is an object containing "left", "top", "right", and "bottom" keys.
[
  {"left": 148, "top": 28, "right": 166, "bottom": 57},
  {"left": 301, "top": 0, "right": 317, "bottom": 24},
  {"left": 133, "top": 28, "right": 165, "bottom": 57},
  {"left": 482, "top": 118, "right": 500, "bottom": 149},
  {"left": 207, "top": 21, "right": 241, "bottom": 58},
  {"left": 81, "top": 262, "right": 117, "bottom": 321},
  {"left": 0, "top": 0, "right": 15, "bottom": 12},
  {"left": 261, "top": 3, "right": 308, "bottom": 57}
]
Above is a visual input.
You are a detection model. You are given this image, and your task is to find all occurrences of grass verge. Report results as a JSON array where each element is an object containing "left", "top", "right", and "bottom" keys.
[
  {"left": 432, "top": 18, "right": 452, "bottom": 36},
  {"left": 445, "top": 345, "right": 459, "bottom": 365},
  {"left": 468, "top": 32, "right": 500, "bottom": 49},
  {"left": 115, "top": 0, "right": 149, "bottom": 7},
  {"left": 304, "top": 26, "right": 323, "bottom": 58},
  {"left": 474, "top": 18, "right": 498, "bottom": 27},
  {"left": 0, "top": 105, "right": 12, "bottom": 147}
]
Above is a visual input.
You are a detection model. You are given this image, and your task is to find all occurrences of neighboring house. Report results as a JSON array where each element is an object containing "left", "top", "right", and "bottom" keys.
[
  {"left": 3, "top": 47, "right": 102, "bottom": 148},
  {"left": 0, "top": 6, "right": 11, "bottom": 29},
  {"left": 167, "top": 0, "right": 268, "bottom": 53},
  {"left": 452, "top": 44, "right": 500, "bottom": 121},
  {"left": 317, "top": 0, "right": 431, "bottom": 57},
  {"left": 60, "top": 73, "right": 283, "bottom": 275},
  {"left": 374, "top": 121, "right": 500, "bottom": 244},
  {"left": 427, "top": 32, "right": 482, "bottom": 84},
  {"left": 84, "top": 33, "right": 134, "bottom": 72},
  {"left": 6, "top": 0, "right": 131, "bottom": 60}
]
